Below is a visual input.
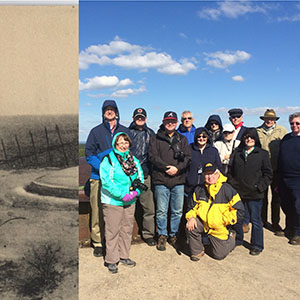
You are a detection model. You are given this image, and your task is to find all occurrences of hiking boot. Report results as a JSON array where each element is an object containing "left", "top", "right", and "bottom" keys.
[
  {"left": 242, "top": 224, "right": 250, "bottom": 233},
  {"left": 249, "top": 248, "right": 262, "bottom": 256},
  {"left": 93, "top": 247, "right": 103, "bottom": 257},
  {"left": 157, "top": 235, "right": 167, "bottom": 251},
  {"left": 289, "top": 235, "right": 300, "bottom": 245},
  {"left": 190, "top": 251, "right": 205, "bottom": 261},
  {"left": 119, "top": 258, "right": 136, "bottom": 267},
  {"left": 104, "top": 262, "right": 118, "bottom": 273},
  {"left": 168, "top": 236, "right": 177, "bottom": 248},
  {"left": 144, "top": 238, "right": 156, "bottom": 246}
]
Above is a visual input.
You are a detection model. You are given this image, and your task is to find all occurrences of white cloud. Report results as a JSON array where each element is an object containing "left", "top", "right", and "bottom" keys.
[
  {"left": 278, "top": 3, "right": 300, "bottom": 22},
  {"left": 179, "top": 32, "right": 188, "bottom": 39},
  {"left": 197, "top": 1, "right": 268, "bottom": 20},
  {"left": 111, "top": 86, "right": 146, "bottom": 98},
  {"left": 232, "top": 75, "right": 244, "bottom": 82},
  {"left": 204, "top": 50, "right": 251, "bottom": 69},
  {"left": 79, "top": 75, "right": 133, "bottom": 91},
  {"left": 117, "top": 78, "right": 133, "bottom": 87},
  {"left": 215, "top": 106, "right": 300, "bottom": 116},
  {"left": 79, "top": 36, "right": 197, "bottom": 75}
]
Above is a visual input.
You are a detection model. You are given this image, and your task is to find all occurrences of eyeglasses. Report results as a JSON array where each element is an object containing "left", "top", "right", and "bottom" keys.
[
  {"left": 197, "top": 135, "right": 208, "bottom": 139},
  {"left": 290, "top": 122, "right": 300, "bottom": 126},
  {"left": 117, "top": 141, "right": 130, "bottom": 146},
  {"left": 182, "top": 117, "right": 192, "bottom": 120}
]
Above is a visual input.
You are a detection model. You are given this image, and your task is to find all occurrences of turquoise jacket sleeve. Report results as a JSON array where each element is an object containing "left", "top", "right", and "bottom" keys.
[{"left": 100, "top": 156, "right": 124, "bottom": 200}]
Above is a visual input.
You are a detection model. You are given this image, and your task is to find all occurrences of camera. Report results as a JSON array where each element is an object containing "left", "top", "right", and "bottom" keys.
[
  {"left": 172, "top": 143, "right": 185, "bottom": 162},
  {"left": 130, "top": 179, "right": 148, "bottom": 191}
]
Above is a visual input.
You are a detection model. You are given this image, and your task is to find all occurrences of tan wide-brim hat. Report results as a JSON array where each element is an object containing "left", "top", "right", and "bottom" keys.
[{"left": 260, "top": 109, "right": 279, "bottom": 120}]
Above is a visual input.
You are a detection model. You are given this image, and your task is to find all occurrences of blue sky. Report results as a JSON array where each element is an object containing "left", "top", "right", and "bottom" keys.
[{"left": 79, "top": 1, "right": 300, "bottom": 142}]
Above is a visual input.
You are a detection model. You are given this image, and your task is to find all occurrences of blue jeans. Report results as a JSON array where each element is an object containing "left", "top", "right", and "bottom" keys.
[
  {"left": 154, "top": 185, "right": 184, "bottom": 237},
  {"left": 245, "top": 199, "right": 264, "bottom": 251}
]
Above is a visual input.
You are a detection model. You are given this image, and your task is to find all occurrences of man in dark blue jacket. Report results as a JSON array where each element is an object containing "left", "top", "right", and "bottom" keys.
[
  {"left": 85, "top": 100, "right": 132, "bottom": 257},
  {"left": 278, "top": 112, "right": 300, "bottom": 245},
  {"left": 129, "top": 108, "right": 156, "bottom": 246}
]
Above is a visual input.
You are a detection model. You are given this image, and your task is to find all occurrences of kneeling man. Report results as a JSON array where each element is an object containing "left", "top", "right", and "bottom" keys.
[{"left": 186, "top": 163, "right": 244, "bottom": 260}]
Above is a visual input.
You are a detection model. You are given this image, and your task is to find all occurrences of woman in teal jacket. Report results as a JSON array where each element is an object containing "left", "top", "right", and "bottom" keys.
[{"left": 100, "top": 132, "right": 144, "bottom": 273}]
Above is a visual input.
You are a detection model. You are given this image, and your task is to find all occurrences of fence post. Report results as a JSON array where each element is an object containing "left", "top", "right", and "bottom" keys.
[
  {"left": 1, "top": 138, "right": 10, "bottom": 168},
  {"left": 55, "top": 124, "right": 69, "bottom": 167},
  {"left": 44, "top": 126, "right": 53, "bottom": 166},
  {"left": 29, "top": 130, "right": 39, "bottom": 167},
  {"left": 15, "top": 135, "right": 25, "bottom": 168}
]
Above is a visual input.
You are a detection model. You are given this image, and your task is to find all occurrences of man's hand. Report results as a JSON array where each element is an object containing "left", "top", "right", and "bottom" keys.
[
  {"left": 165, "top": 165, "right": 178, "bottom": 176},
  {"left": 186, "top": 217, "right": 197, "bottom": 231}
]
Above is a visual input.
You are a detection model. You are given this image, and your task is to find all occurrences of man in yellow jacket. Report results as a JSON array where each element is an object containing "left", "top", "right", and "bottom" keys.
[{"left": 186, "top": 163, "right": 244, "bottom": 261}]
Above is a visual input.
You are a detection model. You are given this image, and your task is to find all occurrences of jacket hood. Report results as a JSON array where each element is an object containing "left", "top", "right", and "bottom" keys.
[
  {"left": 102, "top": 100, "right": 119, "bottom": 122},
  {"left": 205, "top": 115, "right": 223, "bottom": 131},
  {"left": 111, "top": 132, "right": 130, "bottom": 156},
  {"left": 238, "top": 127, "right": 261, "bottom": 149},
  {"left": 194, "top": 127, "right": 212, "bottom": 144}
]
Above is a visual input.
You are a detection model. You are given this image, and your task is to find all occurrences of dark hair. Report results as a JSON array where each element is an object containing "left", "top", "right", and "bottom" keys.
[
  {"left": 114, "top": 133, "right": 132, "bottom": 148},
  {"left": 240, "top": 127, "right": 261, "bottom": 148}
]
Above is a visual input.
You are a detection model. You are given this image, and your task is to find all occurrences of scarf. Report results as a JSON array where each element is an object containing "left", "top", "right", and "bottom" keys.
[
  {"left": 235, "top": 121, "right": 244, "bottom": 129},
  {"left": 114, "top": 151, "right": 137, "bottom": 176}
]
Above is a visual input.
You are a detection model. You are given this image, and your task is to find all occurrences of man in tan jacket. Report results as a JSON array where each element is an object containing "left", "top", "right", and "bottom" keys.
[{"left": 256, "top": 109, "right": 288, "bottom": 235}]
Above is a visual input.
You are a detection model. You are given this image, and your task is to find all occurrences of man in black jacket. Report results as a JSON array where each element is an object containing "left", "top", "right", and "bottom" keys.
[
  {"left": 129, "top": 108, "right": 156, "bottom": 246},
  {"left": 149, "top": 111, "right": 191, "bottom": 251}
]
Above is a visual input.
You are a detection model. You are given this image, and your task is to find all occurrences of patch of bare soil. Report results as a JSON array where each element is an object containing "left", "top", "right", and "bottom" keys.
[
  {"left": 79, "top": 204, "right": 300, "bottom": 300},
  {"left": 0, "top": 169, "right": 78, "bottom": 300}
]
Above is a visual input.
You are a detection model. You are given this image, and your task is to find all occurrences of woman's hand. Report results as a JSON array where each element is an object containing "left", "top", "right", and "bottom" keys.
[
  {"left": 186, "top": 217, "right": 197, "bottom": 231},
  {"left": 122, "top": 191, "right": 138, "bottom": 202}
]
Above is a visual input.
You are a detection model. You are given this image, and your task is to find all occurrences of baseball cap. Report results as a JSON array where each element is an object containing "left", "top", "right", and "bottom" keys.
[
  {"left": 163, "top": 111, "right": 178, "bottom": 121},
  {"left": 133, "top": 108, "right": 147, "bottom": 118},
  {"left": 203, "top": 163, "right": 217, "bottom": 174}
]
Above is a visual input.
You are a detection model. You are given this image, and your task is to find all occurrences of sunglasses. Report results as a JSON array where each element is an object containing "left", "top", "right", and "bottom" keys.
[
  {"left": 182, "top": 117, "right": 192, "bottom": 120},
  {"left": 197, "top": 135, "right": 208, "bottom": 139},
  {"left": 244, "top": 135, "right": 255, "bottom": 140},
  {"left": 223, "top": 131, "right": 234, "bottom": 135},
  {"left": 290, "top": 122, "right": 300, "bottom": 126},
  {"left": 231, "top": 116, "right": 241, "bottom": 119},
  {"left": 210, "top": 122, "right": 218, "bottom": 126}
]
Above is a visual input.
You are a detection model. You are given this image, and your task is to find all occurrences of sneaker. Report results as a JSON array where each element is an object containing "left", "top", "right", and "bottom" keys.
[
  {"left": 144, "top": 238, "right": 156, "bottom": 246},
  {"left": 104, "top": 262, "right": 118, "bottom": 273},
  {"left": 119, "top": 258, "right": 136, "bottom": 267},
  {"left": 190, "top": 251, "right": 205, "bottom": 261},
  {"left": 157, "top": 235, "right": 167, "bottom": 251},
  {"left": 168, "top": 236, "right": 177, "bottom": 248},
  {"left": 249, "top": 248, "right": 262, "bottom": 256},
  {"left": 242, "top": 224, "right": 250, "bottom": 233},
  {"left": 289, "top": 235, "right": 300, "bottom": 245},
  {"left": 93, "top": 247, "right": 103, "bottom": 257}
]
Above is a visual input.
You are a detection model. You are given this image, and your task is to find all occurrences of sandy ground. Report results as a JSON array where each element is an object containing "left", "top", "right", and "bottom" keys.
[
  {"left": 0, "top": 169, "right": 78, "bottom": 300},
  {"left": 79, "top": 206, "right": 300, "bottom": 300}
]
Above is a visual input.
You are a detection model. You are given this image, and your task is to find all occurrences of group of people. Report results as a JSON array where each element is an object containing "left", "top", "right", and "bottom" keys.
[{"left": 85, "top": 100, "right": 300, "bottom": 273}]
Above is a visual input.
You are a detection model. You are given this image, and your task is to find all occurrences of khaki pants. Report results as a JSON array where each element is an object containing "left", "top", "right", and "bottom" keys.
[
  {"left": 103, "top": 203, "right": 135, "bottom": 264},
  {"left": 188, "top": 217, "right": 235, "bottom": 260},
  {"left": 89, "top": 179, "right": 105, "bottom": 247}
]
